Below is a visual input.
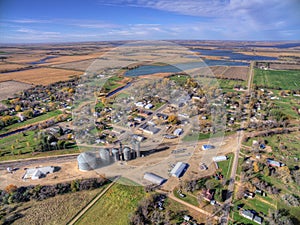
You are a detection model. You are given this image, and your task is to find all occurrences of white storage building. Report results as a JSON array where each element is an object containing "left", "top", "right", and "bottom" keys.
[
  {"left": 143, "top": 172, "right": 166, "bottom": 185},
  {"left": 213, "top": 155, "right": 227, "bottom": 162},
  {"left": 170, "top": 162, "right": 188, "bottom": 178}
]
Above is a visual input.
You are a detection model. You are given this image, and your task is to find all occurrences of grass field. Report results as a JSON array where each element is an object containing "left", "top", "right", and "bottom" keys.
[
  {"left": 0, "top": 110, "right": 62, "bottom": 135},
  {"left": 75, "top": 178, "right": 145, "bottom": 225},
  {"left": 217, "top": 79, "right": 247, "bottom": 89},
  {"left": 217, "top": 153, "right": 234, "bottom": 180},
  {"left": 254, "top": 69, "right": 300, "bottom": 90},
  {"left": 6, "top": 187, "right": 106, "bottom": 225},
  {"left": 173, "top": 188, "right": 199, "bottom": 206}
]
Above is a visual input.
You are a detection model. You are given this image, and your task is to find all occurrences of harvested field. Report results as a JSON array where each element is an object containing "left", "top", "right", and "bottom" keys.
[
  {"left": 44, "top": 53, "right": 105, "bottom": 65},
  {"left": 210, "top": 66, "right": 229, "bottom": 76},
  {"left": 0, "top": 62, "right": 31, "bottom": 73},
  {"left": 51, "top": 58, "right": 97, "bottom": 71},
  {"left": 222, "top": 66, "right": 249, "bottom": 80},
  {"left": 0, "top": 67, "right": 82, "bottom": 85},
  {"left": 0, "top": 80, "right": 32, "bottom": 100},
  {"left": 9, "top": 188, "right": 103, "bottom": 225}
]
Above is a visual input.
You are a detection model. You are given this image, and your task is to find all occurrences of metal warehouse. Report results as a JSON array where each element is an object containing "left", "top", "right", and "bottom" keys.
[
  {"left": 170, "top": 162, "right": 188, "bottom": 178},
  {"left": 143, "top": 172, "right": 167, "bottom": 185},
  {"left": 212, "top": 155, "right": 227, "bottom": 162}
]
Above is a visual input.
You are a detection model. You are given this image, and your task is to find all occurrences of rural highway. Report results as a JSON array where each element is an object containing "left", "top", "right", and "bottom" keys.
[{"left": 0, "top": 153, "right": 79, "bottom": 170}]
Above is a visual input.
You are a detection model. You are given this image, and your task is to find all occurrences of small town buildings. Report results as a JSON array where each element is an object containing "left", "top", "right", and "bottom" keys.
[
  {"left": 170, "top": 162, "right": 188, "bottom": 178},
  {"left": 240, "top": 209, "right": 254, "bottom": 220}
]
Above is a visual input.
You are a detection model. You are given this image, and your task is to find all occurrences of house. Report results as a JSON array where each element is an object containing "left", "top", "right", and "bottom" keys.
[
  {"left": 173, "top": 128, "right": 183, "bottom": 136},
  {"left": 157, "top": 113, "right": 168, "bottom": 120},
  {"left": 202, "top": 144, "right": 214, "bottom": 151},
  {"left": 135, "top": 102, "right": 145, "bottom": 107},
  {"left": 267, "top": 158, "right": 283, "bottom": 167},
  {"left": 145, "top": 103, "right": 153, "bottom": 109},
  {"left": 253, "top": 215, "right": 263, "bottom": 224},
  {"left": 240, "top": 210, "right": 254, "bottom": 220},
  {"left": 202, "top": 189, "right": 214, "bottom": 201},
  {"left": 183, "top": 215, "right": 191, "bottom": 221},
  {"left": 170, "top": 162, "right": 188, "bottom": 178}
]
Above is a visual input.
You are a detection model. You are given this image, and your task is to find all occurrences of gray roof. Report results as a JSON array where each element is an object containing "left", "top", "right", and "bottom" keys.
[{"left": 143, "top": 172, "right": 166, "bottom": 185}]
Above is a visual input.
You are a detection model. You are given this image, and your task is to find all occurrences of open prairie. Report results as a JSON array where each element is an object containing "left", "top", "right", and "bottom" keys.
[{"left": 0, "top": 67, "right": 82, "bottom": 85}]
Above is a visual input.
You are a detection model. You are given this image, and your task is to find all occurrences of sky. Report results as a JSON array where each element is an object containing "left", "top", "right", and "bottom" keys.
[{"left": 0, "top": 0, "right": 300, "bottom": 43}]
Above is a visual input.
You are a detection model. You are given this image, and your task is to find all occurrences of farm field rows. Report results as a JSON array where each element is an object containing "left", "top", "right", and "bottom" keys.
[
  {"left": 253, "top": 68, "right": 300, "bottom": 89},
  {"left": 0, "top": 67, "right": 82, "bottom": 85}
]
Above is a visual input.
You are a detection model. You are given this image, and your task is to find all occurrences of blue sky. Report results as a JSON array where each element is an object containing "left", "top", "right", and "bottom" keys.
[{"left": 0, "top": 0, "right": 300, "bottom": 43}]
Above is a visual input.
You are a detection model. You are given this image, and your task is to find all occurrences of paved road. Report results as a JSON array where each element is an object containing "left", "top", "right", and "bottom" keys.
[{"left": 0, "top": 154, "right": 79, "bottom": 170}]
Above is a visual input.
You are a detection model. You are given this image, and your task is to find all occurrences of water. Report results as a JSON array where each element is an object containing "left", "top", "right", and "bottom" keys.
[
  {"left": 193, "top": 49, "right": 277, "bottom": 61},
  {"left": 30, "top": 56, "right": 57, "bottom": 65},
  {"left": 244, "top": 42, "right": 300, "bottom": 49},
  {"left": 125, "top": 60, "right": 248, "bottom": 77}
]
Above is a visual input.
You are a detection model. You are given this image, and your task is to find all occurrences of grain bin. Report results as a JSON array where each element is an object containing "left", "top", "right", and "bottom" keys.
[
  {"left": 99, "top": 148, "right": 111, "bottom": 161},
  {"left": 123, "top": 147, "right": 131, "bottom": 161},
  {"left": 77, "top": 152, "right": 97, "bottom": 171},
  {"left": 112, "top": 148, "right": 120, "bottom": 161}
]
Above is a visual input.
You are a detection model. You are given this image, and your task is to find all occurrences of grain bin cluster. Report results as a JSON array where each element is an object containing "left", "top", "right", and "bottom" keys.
[{"left": 77, "top": 144, "right": 141, "bottom": 171}]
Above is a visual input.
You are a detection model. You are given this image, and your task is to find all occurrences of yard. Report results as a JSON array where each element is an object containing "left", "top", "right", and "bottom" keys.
[
  {"left": 217, "top": 153, "right": 234, "bottom": 180},
  {"left": 0, "top": 110, "right": 62, "bottom": 135}
]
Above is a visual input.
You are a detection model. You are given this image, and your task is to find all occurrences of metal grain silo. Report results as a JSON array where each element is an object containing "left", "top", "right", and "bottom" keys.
[
  {"left": 77, "top": 152, "right": 97, "bottom": 171},
  {"left": 112, "top": 148, "right": 120, "bottom": 161},
  {"left": 123, "top": 147, "right": 131, "bottom": 161},
  {"left": 99, "top": 148, "right": 111, "bottom": 161}
]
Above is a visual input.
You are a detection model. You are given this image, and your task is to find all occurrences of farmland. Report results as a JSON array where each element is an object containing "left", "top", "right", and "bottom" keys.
[
  {"left": 75, "top": 179, "right": 145, "bottom": 225},
  {"left": 0, "top": 67, "right": 82, "bottom": 85},
  {"left": 0, "top": 80, "right": 32, "bottom": 101},
  {"left": 253, "top": 68, "right": 300, "bottom": 90},
  {"left": 1, "top": 187, "right": 104, "bottom": 225}
]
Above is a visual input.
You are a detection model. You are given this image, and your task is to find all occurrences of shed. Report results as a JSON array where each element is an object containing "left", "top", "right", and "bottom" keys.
[
  {"left": 170, "top": 162, "right": 188, "bottom": 178},
  {"left": 213, "top": 156, "right": 227, "bottom": 162},
  {"left": 143, "top": 172, "right": 166, "bottom": 185},
  {"left": 202, "top": 145, "right": 214, "bottom": 151}
]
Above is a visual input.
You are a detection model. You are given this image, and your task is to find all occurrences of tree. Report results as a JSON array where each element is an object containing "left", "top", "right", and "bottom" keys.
[
  {"left": 167, "top": 114, "right": 178, "bottom": 124},
  {"left": 15, "top": 105, "right": 21, "bottom": 112},
  {"left": 5, "top": 184, "right": 17, "bottom": 194}
]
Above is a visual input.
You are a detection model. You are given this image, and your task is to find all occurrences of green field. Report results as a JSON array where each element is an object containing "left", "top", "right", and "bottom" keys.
[
  {"left": 0, "top": 110, "right": 62, "bottom": 135},
  {"left": 218, "top": 79, "right": 247, "bottom": 90},
  {"left": 253, "top": 69, "right": 300, "bottom": 90},
  {"left": 217, "top": 153, "right": 234, "bottom": 180},
  {"left": 173, "top": 188, "right": 199, "bottom": 206},
  {"left": 75, "top": 179, "right": 145, "bottom": 225}
]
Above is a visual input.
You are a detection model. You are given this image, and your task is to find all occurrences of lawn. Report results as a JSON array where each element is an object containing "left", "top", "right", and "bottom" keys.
[
  {"left": 173, "top": 188, "right": 199, "bottom": 207},
  {"left": 169, "top": 74, "right": 189, "bottom": 86},
  {"left": 75, "top": 178, "right": 145, "bottom": 225},
  {"left": 182, "top": 132, "right": 211, "bottom": 142},
  {"left": 0, "top": 130, "right": 79, "bottom": 161},
  {"left": 0, "top": 110, "right": 62, "bottom": 134},
  {"left": 253, "top": 69, "right": 300, "bottom": 90},
  {"left": 217, "top": 153, "right": 234, "bottom": 180},
  {"left": 5, "top": 187, "right": 105, "bottom": 225}
]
